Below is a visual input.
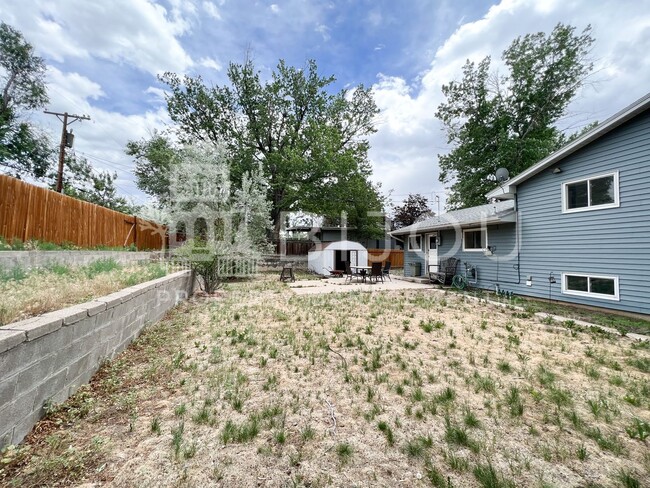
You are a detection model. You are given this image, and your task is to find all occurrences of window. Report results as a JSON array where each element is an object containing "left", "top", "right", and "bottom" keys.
[
  {"left": 562, "top": 172, "right": 619, "bottom": 213},
  {"left": 427, "top": 234, "right": 437, "bottom": 250},
  {"left": 463, "top": 228, "right": 487, "bottom": 251},
  {"left": 408, "top": 235, "right": 421, "bottom": 251},
  {"left": 562, "top": 273, "right": 619, "bottom": 301}
]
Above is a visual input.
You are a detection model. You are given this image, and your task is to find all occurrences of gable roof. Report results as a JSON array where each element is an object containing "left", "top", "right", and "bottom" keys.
[
  {"left": 390, "top": 200, "right": 515, "bottom": 236},
  {"left": 486, "top": 91, "right": 650, "bottom": 200}
]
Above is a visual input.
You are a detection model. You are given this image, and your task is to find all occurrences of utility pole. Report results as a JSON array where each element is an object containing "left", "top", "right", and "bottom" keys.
[{"left": 44, "top": 111, "right": 91, "bottom": 192}]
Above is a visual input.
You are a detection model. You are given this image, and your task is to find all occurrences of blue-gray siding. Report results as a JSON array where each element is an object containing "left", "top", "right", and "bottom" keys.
[
  {"left": 402, "top": 109, "right": 650, "bottom": 315},
  {"left": 513, "top": 109, "right": 650, "bottom": 314}
]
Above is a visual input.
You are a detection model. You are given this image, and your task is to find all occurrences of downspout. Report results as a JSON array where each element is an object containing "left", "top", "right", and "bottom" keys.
[{"left": 489, "top": 194, "right": 521, "bottom": 285}]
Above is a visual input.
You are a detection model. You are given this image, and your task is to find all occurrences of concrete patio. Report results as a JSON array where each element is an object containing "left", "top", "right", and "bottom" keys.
[{"left": 287, "top": 276, "right": 435, "bottom": 295}]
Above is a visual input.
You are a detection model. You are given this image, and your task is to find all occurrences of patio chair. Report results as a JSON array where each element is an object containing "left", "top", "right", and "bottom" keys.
[
  {"left": 429, "top": 257, "right": 458, "bottom": 286},
  {"left": 344, "top": 262, "right": 355, "bottom": 283},
  {"left": 370, "top": 262, "right": 384, "bottom": 283},
  {"left": 382, "top": 261, "right": 392, "bottom": 281}
]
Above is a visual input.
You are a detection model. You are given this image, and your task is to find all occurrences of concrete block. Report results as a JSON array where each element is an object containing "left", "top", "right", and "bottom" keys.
[
  {"left": 0, "top": 329, "right": 26, "bottom": 353},
  {"left": 8, "top": 314, "right": 63, "bottom": 341},
  {"left": 65, "top": 352, "right": 94, "bottom": 384},
  {"left": 0, "top": 388, "right": 37, "bottom": 438},
  {"left": 12, "top": 409, "right": 43, "bottom": 446},
  {"left": 16, "top": 359, "right": 55, "bottom": 394},
  {"left": 0, "top": 374, "right": 17, "bottom": 408},
  {"left": 0, "top": 430, "right": 11, "bottom": 450},
  {"left": 96, "top": 289, "right": 132, "bottom": 309},
  {"left": 33, "top": 368, "right": 67, "bottom": 414},
  {"left": 50, "top": 341, "right": 81, "bottom": 376},
  {"left": 67, "top": 316, "right": 98, "bottom": 343},
  {"left": 62, "top": 306, "right": 89, "bottom": 326},
  {"left": 0, "top": 338, "right": 41, "bottom": 375},
  {"left": 82, "top": 300, "right": 107, "bottom": 317}
]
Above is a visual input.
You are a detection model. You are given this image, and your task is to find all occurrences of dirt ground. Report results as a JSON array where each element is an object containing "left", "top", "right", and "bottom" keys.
[{"left": 1, "top": 274, "right": 649, "bottom": 487}]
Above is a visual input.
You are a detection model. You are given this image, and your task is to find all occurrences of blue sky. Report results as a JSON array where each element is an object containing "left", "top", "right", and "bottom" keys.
[{"left": 2, "top": 0, "right": 649, "bottom": 213}]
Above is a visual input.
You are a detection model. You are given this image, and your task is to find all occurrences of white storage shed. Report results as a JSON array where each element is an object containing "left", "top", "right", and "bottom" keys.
[{"left": 307, "top": 240, "right": 368, "bottom": 275}]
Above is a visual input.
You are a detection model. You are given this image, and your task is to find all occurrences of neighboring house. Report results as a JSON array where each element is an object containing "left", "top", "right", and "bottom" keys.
[
  {"left": 392, "top": 92, "right": 650, "bottom": 315},
  {"left": 286, "top": 225, "right": 401, "bottom": 250}
]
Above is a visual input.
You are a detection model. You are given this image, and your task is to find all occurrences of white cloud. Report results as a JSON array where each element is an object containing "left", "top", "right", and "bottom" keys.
[
  {"left": 315, "top": 24, "right": 330, "bottom": 41},
  {"left": 202, "top": 1, "right": 222, "bottom": 20},
  {"left": 199, "top": 57, "right": 222, "bottom": 71},
  {"left": 0, "top": 0, "right": 194, "bottom": 75},
  {"left": 270, "top": 4, "right": 280, "bottom": 14}
]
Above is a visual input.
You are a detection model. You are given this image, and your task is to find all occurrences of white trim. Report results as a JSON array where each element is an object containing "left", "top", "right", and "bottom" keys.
[
  {"left": 561, "top": 272, "right": 620, "bottom": 301},
  {"left": 407, "top": 235, "right": 422, "bottom": 251},
  {"left": 462, "top": 227, "right": 487, "bottom": 252},
  {"left": 561, "top": 171, "right": 619, "bottom": 214},
  {"left": 425, "top": 232, "right": 438, "bottom": 271}
]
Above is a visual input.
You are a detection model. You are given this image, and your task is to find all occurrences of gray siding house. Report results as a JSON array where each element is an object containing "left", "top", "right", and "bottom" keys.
[{"left": 392, "top": 92, "right": 650, "bottom": 315}]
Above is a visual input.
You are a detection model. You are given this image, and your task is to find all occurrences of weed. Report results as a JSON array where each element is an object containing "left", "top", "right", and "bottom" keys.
[
  {"left": 626, "top": 357, "right": 650, "bottom": 373},
  {"left": 474, "top": 373, "right": 497, "bottom": 395},
  {"left": 221, "top": 417, "right": 260, "bottom": 444},
  {"left": 625, "top": 418, "right": 650, "bottom": 441},
  {"left": 193, "top": 405, "right": 212, "bottom": 425},
  {"left": 547, "top": 386, "right": 572, "bottom": 408},
  {"left": 445, "top": 449, "right": 470, "bottom": 472},
  {"left": 412, "top": 387, "right": 425, "bottom": 402},
  {"left": 171, "top": 421, "right": 185, "bottom": 458},
  {"left": 505, "top": 386, "right": 524, "bottom": 417},
  {"left": 576, "top": 444, "right": 588, "bottom": 461},
  {"left": 301, "top": 425, "right": 315, "bottom": 442},
  {"left": 437, "top": 386, "right": 457, "bottom": 404},
  {"left": 616, "top": 469, "right": 641, "bottom": 488},
  {"left": 585, "top": 427, "right": 623, "bottom": 455},
  {"left": 473, "top": 462, "right": 516, "bottom": 488},
  {"left": 174, "top": 403, "right": 187, "bottom": 417},
  {"left": 377, "top": 421, "right": 395, "bottom": 446},
  {"left": 335, "top": 443, "right": 353, "bottom": 465},
  {"left": 463, "top": 407, "right": 481, "bottom": 428},
  {"left": 424, "top": 460, "right": 447, "bottom": 488},
  {"left": 497, "top": 360, "right": 513, "bottom": 374},
  {"left": 403, "top": 435, "right": 433, "bottom": 458},
  {"left": 444, "top": 418, "right": 478, "bottom": 453},
  {"left": 536, "top": 365, "right": 556, "bottom": 387},
  {"left": 151, "top": 416, "right": 161, "bottom": 435},
  {"left": 84, "top": 258, "right": 121, "bottom": 278}
]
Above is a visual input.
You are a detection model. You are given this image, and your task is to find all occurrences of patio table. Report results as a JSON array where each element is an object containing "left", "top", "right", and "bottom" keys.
[{"left": 350, "top": 265, "right": 372, "bottom": 283}]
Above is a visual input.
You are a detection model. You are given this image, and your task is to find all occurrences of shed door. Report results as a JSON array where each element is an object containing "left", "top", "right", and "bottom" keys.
[{"left": 426, "top": 233, "right": 438, "bottom": 272}]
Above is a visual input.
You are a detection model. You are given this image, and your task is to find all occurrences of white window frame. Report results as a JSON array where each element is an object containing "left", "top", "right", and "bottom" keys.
[
  {"left": 462, "top": 227, "right": 487, "bottom": 252},
  {"left": 561, "top": 171, "right": 619, "bottom": 214},
  {"left": 407, "top": 235, "right": 422, "bottom": 251},
  {"left": 561, "top": 272, "right": 620, "bottom": 301}
]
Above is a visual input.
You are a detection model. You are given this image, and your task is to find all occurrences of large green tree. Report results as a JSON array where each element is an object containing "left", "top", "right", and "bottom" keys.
[
  {"left": 126, "top": 131, "right": 177, "bottom": 207},
  {"left": 154, "top": 58, "right": 384, "bottom": 239},
  {"left": 0, "top": 22, "right": 53, "bottom": 178},
  {"left": 437, "top": 23, "right": 595, "bottom": 209}
]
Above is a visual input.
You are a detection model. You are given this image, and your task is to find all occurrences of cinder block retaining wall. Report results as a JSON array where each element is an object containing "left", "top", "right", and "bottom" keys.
[
  {"left": 0, "top": 270, "right": 193, "bottom": 448},
  {"left": 0, "top": 251, "right": 160, "bottom": 271}
]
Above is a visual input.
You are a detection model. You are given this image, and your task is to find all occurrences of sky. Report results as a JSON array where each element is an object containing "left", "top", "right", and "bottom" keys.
[{"left": 1, "top": 0, "right": 650, "bottom": 214}]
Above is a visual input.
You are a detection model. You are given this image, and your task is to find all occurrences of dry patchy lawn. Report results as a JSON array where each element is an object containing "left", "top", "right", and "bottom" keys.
[
  {"left": 1, "top": 275, "right": 649, "bottom": 487},
  {"left": 0, "top": 260, "right": 168, "bottom": 326}
]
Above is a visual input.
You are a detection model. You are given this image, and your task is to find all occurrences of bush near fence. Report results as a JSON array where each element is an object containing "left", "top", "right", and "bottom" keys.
[{"left": 0, "top": 174, "right": 166, "bottom": 250}]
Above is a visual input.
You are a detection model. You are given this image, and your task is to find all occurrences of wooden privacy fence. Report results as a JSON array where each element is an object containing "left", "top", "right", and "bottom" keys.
[
  {"left": 367, "top": 249, "right": 404, "bottom": 268},
  {"left": 0, "top": 174, "right": 166, "bottom": 250},
  {"left": 275, "top": 240, "right": 314, "bottom": 256}
]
